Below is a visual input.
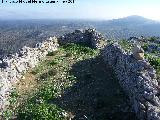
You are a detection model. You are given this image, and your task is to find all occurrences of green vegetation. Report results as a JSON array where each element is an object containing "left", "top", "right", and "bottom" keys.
[
  {"left": 3, "top": 43, "right": 136, "bottom": 120},
  {"left": 61, "top": 43, "right": 98, "bottom": 56},
  {"left": 147, "top": 37, "right": 157, "bottom": 42},
  {"left": 2, "top": 89, "right": 19, "bottom": 120},
  {"left": 118, "top": 40, "right": 133, "bottom": 52},
  {"left": 145, "top": 54, "right": 160, "bottom": 68},
  {"left": 145, "top": 54, "right": 160, "bottom": 79},
  {"left": 17, "top": 83, "right": 65, "bottom": 120},
  {"left": 142, "top": 43, "right": 148, "bottom": 51},
  {"left": 3, "top": 44, "right": 99, "bottom": 120}
]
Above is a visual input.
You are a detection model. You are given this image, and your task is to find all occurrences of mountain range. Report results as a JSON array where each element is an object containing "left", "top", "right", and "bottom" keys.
[{"left": 93, "top": 15, "right": 160, "bottom": 40}]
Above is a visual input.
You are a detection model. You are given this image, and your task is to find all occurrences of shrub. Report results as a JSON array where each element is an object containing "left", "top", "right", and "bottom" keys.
[
  {"left": 148, "top": 37, "right": 157, "bottom": 42},
  {"left": 145, "top": 54, "right": 160, "bottom": 69},
  {"left": 142, "top": 44, "right": 148, "bottom": 51},
  {"left": 62, "top": 43, "right": 97, "bottom": 56}
]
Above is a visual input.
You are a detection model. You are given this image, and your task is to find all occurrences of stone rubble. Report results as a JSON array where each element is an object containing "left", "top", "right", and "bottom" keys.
[
  {"left": 0, "top": 37, "right": 59, "bottom": 113},
  {"left": 59, "top": 28, "right": 107, "bottom": 49},
  {"left": 102, "top": 43, "right": 160, "bottom": 120}
]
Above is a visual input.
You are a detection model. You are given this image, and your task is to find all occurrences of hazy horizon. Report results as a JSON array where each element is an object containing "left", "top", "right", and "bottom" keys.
[{"left": 0, "top": 0, "right": 160, "bottom": 21}]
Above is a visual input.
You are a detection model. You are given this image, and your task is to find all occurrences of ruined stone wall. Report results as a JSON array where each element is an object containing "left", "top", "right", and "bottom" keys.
[
  {"left": 59, "top": 28, "right": 106, "bottom": 49},
  {"left": 0, "top": 28, "right": 160, "bottom": 120},
  {"left": 0, "top": 37, "right": 59, "bottom": 113},
  {"left": 0, "top": 28, "right": 105, "bottom": 114},
  {"left": 102, "top": 43, "right": 160, "bottom": 120}
]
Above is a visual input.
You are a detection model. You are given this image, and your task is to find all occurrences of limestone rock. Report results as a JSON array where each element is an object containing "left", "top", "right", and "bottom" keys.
[
  {"left": 58, "top": 28, "right": 106, "bottom": 49},
  {"left": 0, "top": 36, "right": 59, "bottom": 113},
  {"left": 132, "top": 45, "right": 144, "bottom": 60},
  {"left": 102, "top": 43, "right": 160, "bottom": 120}
]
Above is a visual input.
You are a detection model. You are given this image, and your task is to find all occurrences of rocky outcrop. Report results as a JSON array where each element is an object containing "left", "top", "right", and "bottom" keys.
[
  {"left": 59, "top": 28, "right": 107, "bottom": 49},
  {"left": 0, "top": 37, "right": 59, "bottom": 113},
  {"left": 102, "top": 43, "right": 160, "bottom": 120}
]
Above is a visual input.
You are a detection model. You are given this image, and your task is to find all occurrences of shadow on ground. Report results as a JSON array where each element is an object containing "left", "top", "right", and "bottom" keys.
[{"left": 53, "top": 56, "right": 137, "bottom": 120}]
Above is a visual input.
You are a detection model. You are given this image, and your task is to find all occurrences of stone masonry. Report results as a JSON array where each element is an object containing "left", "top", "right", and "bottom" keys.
[
  {"left": 102, "top": 43, "right": 160, "bottom": 120},
  {"left": 0, "top": 37, "right": 59, "bottom": 114},
  {"left": 59, "top": 28, "right": 107, "bottom": 49}
]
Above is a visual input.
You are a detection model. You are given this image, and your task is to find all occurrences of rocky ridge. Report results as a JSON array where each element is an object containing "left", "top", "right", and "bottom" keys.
[{"left": 0, "top": 28, "right": 160, "bottom": 120}]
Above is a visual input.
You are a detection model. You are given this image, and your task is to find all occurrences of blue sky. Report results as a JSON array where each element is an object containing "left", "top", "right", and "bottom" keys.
[{"left": 0, "top": 0, "right": 160, "bottom": 20}]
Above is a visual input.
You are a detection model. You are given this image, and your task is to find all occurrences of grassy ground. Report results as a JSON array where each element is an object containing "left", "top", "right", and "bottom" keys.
[{"left": 3, "top": 43, "right": 136, "bottom": 120}]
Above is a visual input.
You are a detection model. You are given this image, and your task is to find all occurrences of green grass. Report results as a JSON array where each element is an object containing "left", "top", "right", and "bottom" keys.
[
  {"left": 61, "top": 43, "right": 98, "bottom": 56},
  {"left": 17, "top": 103, "right": 64, "bottom": 120},
  {"left": 145, "top": 53, "right": 160, "bottom": 79},
  {"left": 17, "top": 82, "right": 65, "bottom": 120},
  {"left": 3, "top": 43, "right": 136, "bottom": 120},
  {"left": 145, "top": 54, "right": 160, "bottom": 68},
  {"left": 142, "top": 43, "right": 148, "bottom": 51},
  {"left": 118, "top": 40, "right": 133, "bottom": 52},
  {"left": 3, "top": 43, "right": 99, "bottom": 120},
  {"left": 3, "top": 89, "right": 19, "bottom": 120}
]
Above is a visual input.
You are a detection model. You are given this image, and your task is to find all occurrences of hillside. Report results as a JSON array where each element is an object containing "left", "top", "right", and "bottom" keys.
[
  {"left": 0, "top": 29, "right": 160, "bottom": 120},
  {"left": 94, "top": 15, "right": 160, "bottom": 40},
  {"left": 1, "top": 16, "right": 160, "bottom": 57},
  {"left": 2, "top": 44, "right": 136, "bottom": 120}
]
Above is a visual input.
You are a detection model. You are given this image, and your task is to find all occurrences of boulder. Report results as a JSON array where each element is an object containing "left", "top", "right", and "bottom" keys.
[{"left": 132, "top": 45, "right": 144, "bottom": 60}]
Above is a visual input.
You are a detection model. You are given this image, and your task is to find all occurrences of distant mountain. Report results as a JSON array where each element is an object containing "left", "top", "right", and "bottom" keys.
[
  {"left": 108, "top": 15, "right": 156, "bottom": 25},
  {"left": 93, "top": 15, "right": 160, "bottom": 40},
  {"left": 0, "top": 16, "right": 160, "bottom": 56}
]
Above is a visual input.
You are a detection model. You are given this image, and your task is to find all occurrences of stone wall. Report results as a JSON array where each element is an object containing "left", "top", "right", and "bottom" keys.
[
  {"left": 0, "top": 28, "right": 160, "bottom": 120},
  {"left": 0, "top": 28, "right": 105, "bottom": 114},
  {"left": 59, "top": 28, "right": 106, "bottom": 49},
  {"left": 102, "top": 43, "right": 160, "bottom": 120},
  {"left": 0, "top": 37, "right": 59, "bottom": 113}
]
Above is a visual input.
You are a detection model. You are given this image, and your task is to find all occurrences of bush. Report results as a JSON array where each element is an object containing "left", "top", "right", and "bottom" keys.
[
  {"left": 148, "top": 37, "right": 157, "bottom": 42},
  {"left": 145, "top": 54, "right": 160, "bottom": 68},
  {"left": 142, "top": 44, "right": 148, "bottom": 51},
  {"left": 62, "top": 43, "right": 97, "bottom": 56}
]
